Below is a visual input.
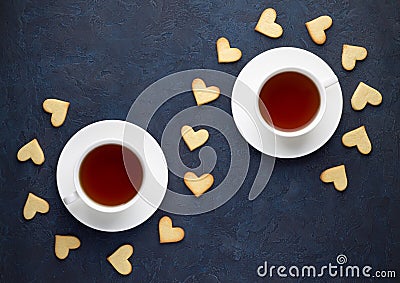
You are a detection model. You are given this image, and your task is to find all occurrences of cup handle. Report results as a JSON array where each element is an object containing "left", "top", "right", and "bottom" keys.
[
  {"left": 323, "top": 75, "right": 339, "bottom": 89},
  {"left": 63, "top": 191, "right": 80, "bottom": 205}
]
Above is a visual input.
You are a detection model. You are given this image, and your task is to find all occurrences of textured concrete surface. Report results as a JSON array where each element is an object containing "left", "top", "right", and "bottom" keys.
[{"left": 1, "top": 0, "right": 399, "bottom": 282}]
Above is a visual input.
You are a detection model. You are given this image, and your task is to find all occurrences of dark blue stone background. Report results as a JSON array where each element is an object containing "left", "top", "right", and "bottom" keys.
[{"left": 1, "top": 0, "right": 399, "bottom": 282}]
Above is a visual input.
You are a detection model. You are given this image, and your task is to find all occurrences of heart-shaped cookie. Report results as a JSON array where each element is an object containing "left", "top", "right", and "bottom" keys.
[
  {"left": 192, "top": 78, "right": 220, "bottom": 106},
  {"left": 23, "top": 193, "right": 49, "bottom": 220},
  {"left": 17, "top": 139, "right": 45, "bottom": 165},
  {"left": 342, "top": 44, "right": 367, "bottom": 71},
  {"left": 255, "top": 8, "right": 283, "bottom": 38},
  {"left": 107, "top": 244, "right": 134, "bottom": 275},
  {"left": 351, "top": 82, "right": 382, "bottom": 111},
  {"left": 43, "top": 98, "right": 70, "bottom": 127},
  {"left": 181, "top": 125, "right": 209, "bottom": 151},
  {"left": 342, "top": 125, "right": 372, "bottom": 155},
  {"left": 320, "top": 165, "right": 347, "bottom": 192},
  {"left": 184, "top": 172, "right": 214, "bottom": 197},
  {"left": 55, "top": 235, "right": 81, "bottom": 260},
  {"left": 216, "top": 37, "right": 242, "bottom": 63},
  {"left": 159, "top": 216, "right": 185, "bottom": 244},
  {"left": 305, "top": 15, "right": 332, "bottom": 45}
]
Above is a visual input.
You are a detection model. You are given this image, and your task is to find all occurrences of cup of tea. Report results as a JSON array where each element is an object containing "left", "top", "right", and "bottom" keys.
[
  {"left": 63, "top": 138, "right": 144, "bottom": 213},
  {"left": 256, "top": 66, "right": 337, "bottom": 138}
]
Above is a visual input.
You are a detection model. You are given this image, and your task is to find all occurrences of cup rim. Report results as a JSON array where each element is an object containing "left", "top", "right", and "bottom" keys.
[
  {"left": 72, "top": 138, "right": 145, "bottom": 213},
  {"left": 255, "top": 67, "right": 327, "bottom": 138}
]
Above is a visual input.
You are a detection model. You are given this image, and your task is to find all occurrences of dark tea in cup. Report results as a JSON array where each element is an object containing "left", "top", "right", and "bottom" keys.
[
  {"left": 258, "top": 71, "right": 320, "bottom": 131},
  {"left": 79, "top": 144, "right": 143, "bottom": 206}
]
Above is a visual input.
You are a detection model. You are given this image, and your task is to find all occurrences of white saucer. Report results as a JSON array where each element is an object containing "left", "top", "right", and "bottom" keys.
[
  {"left": 56, "top": 120, "right": 168, "bottom": 232},
  {"left": 232, "top": 47, "right": 343, "bottom": 158}
]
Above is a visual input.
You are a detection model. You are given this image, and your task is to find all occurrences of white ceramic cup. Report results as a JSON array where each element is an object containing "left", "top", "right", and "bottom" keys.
[
  {"left": 63, "top": 138, "right": 144, "bottom": 213},
  {"left": 255, "top": 66, "right": 338, "bottom": 138}
]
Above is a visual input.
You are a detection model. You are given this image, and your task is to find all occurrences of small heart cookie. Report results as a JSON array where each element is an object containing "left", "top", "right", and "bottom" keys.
[
  {"left": 216, "top": 37, "right": 242, "bottom": 63},
  {"left": 342, "top": 126, "right": 372, "bottom": 155},
  {"left": 181, "top": 125, "right": 209, "bottom": 151},
  {"left": 159, "top": 216, "right": 185, "bottom": 244},
  {"left": 23, "top": 193, "right": 49, "bottom": 220},
  {"left": 305, "top": 15, "right": 332, "bottom": 45},
  {"left": 55, "top": 235, "right": 81, "bottom": 260},
  {"left": 351, "top": 82, "right": 382, "bottom": 111},
  {"left": 17, "top": 139, "right": 45, "bottom": 165},
  {"left": 192, "top": 78, "right": 220, "bottom": 106},
  {"left": 255, "top": 8, "right": 283, "bottom": 38},
  {"left": 107, "top": 244, "right": 134, "bottom": 275},
  {"left": 342, "top": 44, "right": 367, "bottom": 71},
  {"left": 184, "top": 172, "right": 214, "bottom": 197},
  {"left": 320, "top": 165, "right": 347, "bottom": 192},
  {"left": 43, "top": 98, "right": 70, "bottom": 127}
]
